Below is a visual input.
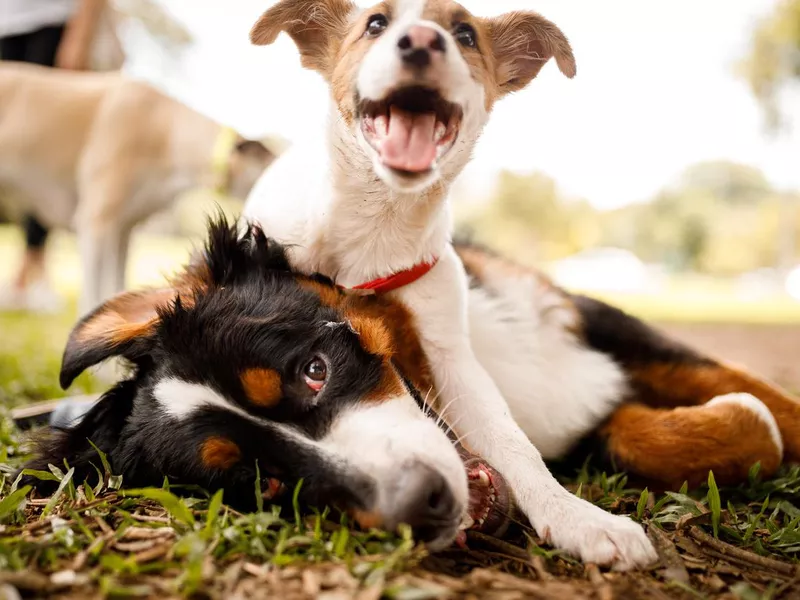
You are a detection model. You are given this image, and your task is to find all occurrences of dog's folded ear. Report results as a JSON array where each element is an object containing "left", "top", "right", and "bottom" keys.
[
  {"left": 60, "top": 288, "right": 177, "bottom": 390},
  {"left": 249, "top": 0, "right": 356, "bottom": 76},
  {"left": 485, "top": 11, "right": 576, "bottom": 94}
]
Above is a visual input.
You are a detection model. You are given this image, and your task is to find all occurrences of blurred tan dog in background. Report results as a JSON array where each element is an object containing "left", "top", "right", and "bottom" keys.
[{"left": 0, "top": 61, "right": 277, "bottom": 317}]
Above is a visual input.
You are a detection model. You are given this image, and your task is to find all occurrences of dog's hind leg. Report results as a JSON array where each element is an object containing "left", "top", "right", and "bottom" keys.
[
  {"left": 572, "top": 294, "right": 800, "bottom": 475},
  {"left": 599, "top": 395, "right": 783, "bottom": 488}
]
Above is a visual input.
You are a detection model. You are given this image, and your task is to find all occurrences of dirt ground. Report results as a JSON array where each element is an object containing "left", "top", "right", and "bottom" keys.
[{"left": 658, "top": 323, "right": 800, "bottom": 391}]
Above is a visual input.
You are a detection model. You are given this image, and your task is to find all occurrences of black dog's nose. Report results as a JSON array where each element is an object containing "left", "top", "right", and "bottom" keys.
[
  {"left": 398, "top": 26, "right": 446, "bottom": 69},
  {"left": 390, "top": 462, "right": 459, "bottom": 547}
]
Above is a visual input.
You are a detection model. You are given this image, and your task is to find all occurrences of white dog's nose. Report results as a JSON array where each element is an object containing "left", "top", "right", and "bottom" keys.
[{"left": 397, "top": 25, "right": 446, "bottom": 69}]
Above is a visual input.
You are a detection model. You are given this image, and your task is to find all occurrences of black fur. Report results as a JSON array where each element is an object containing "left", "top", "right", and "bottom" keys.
[
  {"left": 570, "top": 294, "right": 712, "bottom": 369},
  {"left": 22, "top": 217, "right": 396, "bottom": 513}
]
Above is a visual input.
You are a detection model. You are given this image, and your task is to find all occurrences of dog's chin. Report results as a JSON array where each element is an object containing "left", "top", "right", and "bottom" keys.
[{"left": 370, "top": 152, "right": 441, "bottom": 193}]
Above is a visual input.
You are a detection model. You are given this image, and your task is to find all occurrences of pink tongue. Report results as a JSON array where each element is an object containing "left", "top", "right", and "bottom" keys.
[{"left": 379, "top": 107, "right": 437, "bottom": 172}]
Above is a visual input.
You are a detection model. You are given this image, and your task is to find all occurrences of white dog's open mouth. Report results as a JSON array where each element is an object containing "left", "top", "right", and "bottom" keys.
[{"left": 359, "top": 85, "right": 462, "bottom": 175}]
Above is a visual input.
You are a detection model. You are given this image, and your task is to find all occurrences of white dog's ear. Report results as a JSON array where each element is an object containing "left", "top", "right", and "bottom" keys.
[
  {"left": 250, "top": 0, "right": 356, "bottom": 76},
  {"left": 484, "top": 11, "right": 576, "bottom": 94}
]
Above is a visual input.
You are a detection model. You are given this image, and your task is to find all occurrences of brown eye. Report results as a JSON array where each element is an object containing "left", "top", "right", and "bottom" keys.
[
  {"left": 303, "top": 357, "right": 328, "bottom": 392},
  {"left": 366, "top": 14, "right": 388, "bottom": 38},
  {"left": 453, "top": 23, "right": 476, "bottom": 48}
]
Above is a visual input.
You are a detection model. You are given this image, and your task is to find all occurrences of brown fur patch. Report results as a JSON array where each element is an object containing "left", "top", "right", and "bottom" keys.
[
  {"left": 629, "top": 361, "right": 800, "bottom": 462},
  {"left": 601, "top": 402, "right": 782, "bottom": 489},
  {"left": 330, "top": 2, "right": 394, "bottom": 126},
  {"left": 241, "top": 368, "right": 283, "bottom": 407},
  {"left": 351, "top": 508, "right": 383, "bottom": 529},
  {"left": 345, "top": 313, "right": 394, "bottom": 360},
  {"left": 200, "top": 437, "right": 242, "bottom": 470},
  {"left": 250, "top": 0, "right": 357, "bottom": 76},
  {"left": 76, "top": 288, "right": 177, "bottom": 348},
  {"left": 298, "top": 278, "right": 344, "bottom": 308},
  {"left": 368, "top": 364, "right": 406, "bottom": 401}
]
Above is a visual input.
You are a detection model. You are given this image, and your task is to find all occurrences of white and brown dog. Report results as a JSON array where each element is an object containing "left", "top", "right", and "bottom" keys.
[
  {"left": 240, "top": 0, "right": 800, "bottom": 570},
  {"left": 0, "top": 61, "right": 276, "bottom": 317}
]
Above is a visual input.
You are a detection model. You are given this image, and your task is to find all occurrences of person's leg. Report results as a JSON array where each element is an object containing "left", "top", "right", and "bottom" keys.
[{"left": 0, "top": 31, "right": 31, "bottom": 61}]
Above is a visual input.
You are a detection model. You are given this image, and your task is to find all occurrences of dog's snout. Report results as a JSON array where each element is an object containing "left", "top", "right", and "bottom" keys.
[
  {"left": 398, "top": 26, "right": 445, "bottom": 69},
  {"left": 388, "top": 461, "right": 459, "bottom": 547}
]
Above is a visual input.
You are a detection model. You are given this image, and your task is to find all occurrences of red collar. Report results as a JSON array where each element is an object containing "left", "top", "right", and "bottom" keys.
[{"left": 347, "top": 257, "right": 439, "bottom": 295}]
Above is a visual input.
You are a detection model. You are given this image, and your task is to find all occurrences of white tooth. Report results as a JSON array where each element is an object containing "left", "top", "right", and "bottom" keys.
[
  {"left": 477, "top": 470, "right": 490, "bottom": 486},
  {"left": 374, "top": 115, "right": 388, "bottom": 137},
  {"left": 477, "top": 517, "right": 485, "bottom": 526},
  {"left": 460, "top": 514, "right": 475, "bottom": 530},
  {"left": 434, "top": 122, "right": 446, "bottom": 142}
]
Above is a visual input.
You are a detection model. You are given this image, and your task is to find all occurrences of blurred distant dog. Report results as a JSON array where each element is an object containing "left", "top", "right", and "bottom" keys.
[{"left": 0, "top": 61, "right": 276, "bottom": 316}]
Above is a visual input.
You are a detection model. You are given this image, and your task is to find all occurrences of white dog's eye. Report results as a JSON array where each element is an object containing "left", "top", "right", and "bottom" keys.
[
  {"left": 303, "top": 356, "right": 328, "bottom": 392},
  {"left": 453, "top": 23, "right": 476, "bottom": 49},
  {"left": 365, "top": 14, "right": 388, "bottom": 38}
]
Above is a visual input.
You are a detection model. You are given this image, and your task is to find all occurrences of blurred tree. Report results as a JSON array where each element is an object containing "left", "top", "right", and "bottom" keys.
[
  {"left": 738, "top": 0, "right": 800, "bottom": 133},
  {"left": 455, "top": 171, "right": 600, "bottom": 265},
  {"left": 599, "top": 162, "right": 800, "bottom": 275},
  {"left": 739, "top": 0, "right": 800, "bottom": 272}
]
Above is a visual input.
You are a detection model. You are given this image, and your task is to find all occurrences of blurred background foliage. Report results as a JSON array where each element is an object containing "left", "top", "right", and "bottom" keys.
[{"left": 456, "top": 160, "right": 800, "bottom": 277}]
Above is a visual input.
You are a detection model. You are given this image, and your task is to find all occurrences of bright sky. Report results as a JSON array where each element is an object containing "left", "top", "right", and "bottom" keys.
[{"left": 117, "top": 0, "right": 800, "bottom": 209}]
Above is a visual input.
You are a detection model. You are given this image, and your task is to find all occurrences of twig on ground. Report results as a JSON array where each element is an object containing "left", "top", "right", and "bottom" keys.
[
  {"left": 649, "top": 526, "right": 690, "bottom": 584},
  {"left": 688, "top": 526, "right": 798, "bottom": 576}
]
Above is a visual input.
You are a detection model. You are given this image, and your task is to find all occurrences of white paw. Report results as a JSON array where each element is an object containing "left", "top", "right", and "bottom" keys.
[{"left": 536, "top": 495, "right": 657, "bottom": 571}]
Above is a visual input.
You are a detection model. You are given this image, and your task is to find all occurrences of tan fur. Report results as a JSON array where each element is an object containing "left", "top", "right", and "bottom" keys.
[
  {"left": 75, "top": 288, "right": 176, "bottom": 347},
  {"left": 250, "top": 0, "right": 358, "bottom": 76},
  {"left": 200, "top": 437, "right": 242, "bottom": 470},
  {"left": 0, "top": 61, "right": 273, "bottom": 316},
  {"left": 629, "top": 361, "right": 800, "bottom": 462},
  {"left": 240, "top": 368, "right": 283, "bottom": 407},
  {"left": 344, "top": 314, "right": 395, "bottom": 360},
  {"left": 601, "top": 402, "right": 782, "bottom": 489}
]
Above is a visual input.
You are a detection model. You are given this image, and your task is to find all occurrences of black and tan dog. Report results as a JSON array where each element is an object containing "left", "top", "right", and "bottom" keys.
[{"left": 22, "top": 217, "right": 800, "bottom": 557}]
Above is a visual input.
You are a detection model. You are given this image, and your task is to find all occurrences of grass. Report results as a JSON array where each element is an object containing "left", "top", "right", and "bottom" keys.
[
  {"left": 1, "top": 423, "right": 799, "bottom": 598},
  {"left": 1, "top": 227, "right": 800, "bottom": 597}
]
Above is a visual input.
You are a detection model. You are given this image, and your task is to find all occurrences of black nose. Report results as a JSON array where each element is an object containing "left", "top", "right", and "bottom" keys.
[
  {"left": 397, "top": 31, "right": 446, "bottom": 70},
  {"left": 400, "top": 46, "right": 431, "bottom": 69},
  {"left": 391, "top": 462, "right": 459, "bottom": 547}
]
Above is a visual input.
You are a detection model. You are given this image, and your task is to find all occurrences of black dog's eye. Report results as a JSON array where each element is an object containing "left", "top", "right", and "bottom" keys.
[
  {"left": 366, "top": 14, "right": 388, "bottom": 38},
  {"left": 453, "top": 23, "right": 476, "bottom": 48},
  {"left": 303, "top": 357, "right": 328, "bottom": 392}
]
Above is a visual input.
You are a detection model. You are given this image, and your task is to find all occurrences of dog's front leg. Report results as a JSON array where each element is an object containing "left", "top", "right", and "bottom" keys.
[{"left": 399, "top": 247, "right": 657, "bottom": 570}]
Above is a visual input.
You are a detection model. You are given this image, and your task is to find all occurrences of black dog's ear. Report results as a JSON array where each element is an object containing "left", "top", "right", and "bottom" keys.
[{"left": 60, "top": 288, "right": 177, "bottom": 389}]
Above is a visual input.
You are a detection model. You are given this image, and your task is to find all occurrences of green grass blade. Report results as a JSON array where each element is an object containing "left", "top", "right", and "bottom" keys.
[
  {"left": 0, "top": 485, "right": 32, "bottom": 522},
  {"left": 707, "top": 471, "right": 721, "bottom": 538},
  {"left": 637, "top": 488, "right": 649, "bottom": 520},
  {"left": 43, "top": 467, "right": 75, "bottom": 517},
  {"left": 123, "top": 488, "right": 196, "bottom": 526}
]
